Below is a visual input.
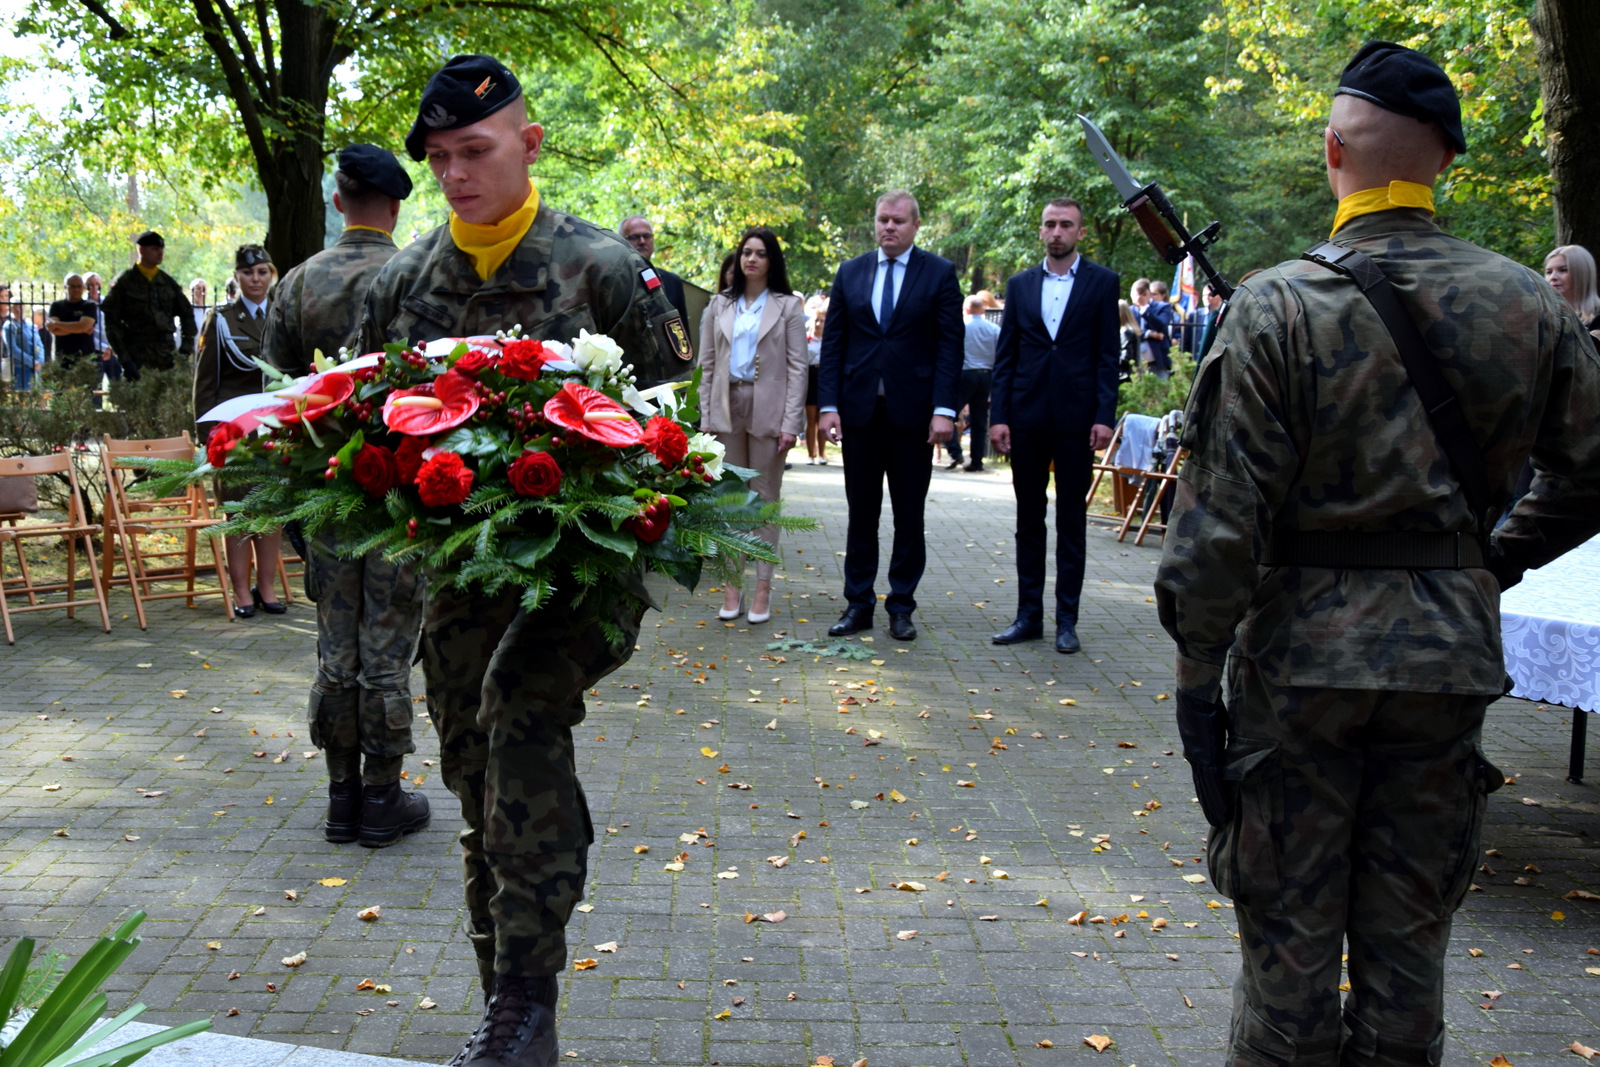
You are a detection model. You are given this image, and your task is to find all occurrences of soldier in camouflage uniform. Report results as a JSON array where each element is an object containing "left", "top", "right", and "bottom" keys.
[
  {"left": 101, "top": 230, "right": 196, "bottom": 378},
  {"left": 262, "top": 144, "right": 431, "bottom": 849},
  {"left": 1154, "top": 43, "right": 1600, "bottom": 1066},
  {"left": 359, "top": 55, "right": 687, "bottom": 1067}
]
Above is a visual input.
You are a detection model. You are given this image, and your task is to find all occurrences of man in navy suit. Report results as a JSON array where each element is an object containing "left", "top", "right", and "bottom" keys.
[
  {"left": 988, "top": 197, "right": 1120, "bottom": 653},
  {"left": 817, "top": 189, "right": 964, "bottom": 641}
]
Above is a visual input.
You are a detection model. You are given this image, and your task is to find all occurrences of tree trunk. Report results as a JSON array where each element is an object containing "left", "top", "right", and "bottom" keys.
[
  {"left": 1531, "top": 0, "right": 1600, "bottom": 254},
  {"left": 258, "top": 1, "right": 339, "bottom": 273}
]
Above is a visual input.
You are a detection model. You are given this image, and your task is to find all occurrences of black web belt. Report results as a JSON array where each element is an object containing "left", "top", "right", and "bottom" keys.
[{"left": 1263, "top": 530, "right": 1485, "bottom": 570}]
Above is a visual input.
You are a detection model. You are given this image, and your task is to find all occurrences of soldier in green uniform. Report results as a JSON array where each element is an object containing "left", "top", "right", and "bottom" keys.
[
  {"left": 101, "top": 230, "right": 196, "bottom": 378},
  {"left": 196, "top": 244, "right": 288, "bottom": 619},
  {"left": 359, "top": 55, "right": 688, "bottom": 1067},
  {"left": 1154, "top": 44, "right": 1600, "bottom": 1066},
  {"left": 262, "top": 144, "right": 431, "bottom": 849}
]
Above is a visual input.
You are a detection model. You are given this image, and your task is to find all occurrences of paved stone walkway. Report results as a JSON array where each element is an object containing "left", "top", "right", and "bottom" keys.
[{"left": 2, "top": 463, "right": 1597, "bottom": 1066}]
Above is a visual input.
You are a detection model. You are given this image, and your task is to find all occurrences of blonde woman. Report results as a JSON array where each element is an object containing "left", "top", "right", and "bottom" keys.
[
  {"left": 698, "top": 226, "right": 808, "bottom": 624},
  {"left": 1544, "top": 244, "right": 1600, "bottom": 336}
]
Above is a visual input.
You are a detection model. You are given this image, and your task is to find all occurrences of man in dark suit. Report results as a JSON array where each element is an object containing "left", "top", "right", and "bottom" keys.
[
  {"left": 988, "top": 197, "right": 1120, "bottom": 653},
  {"left": 1180, "top": 283, "right": 1222, "bottom": 355},
  {"left": 620, "top": 214, "right": 691, "bottom": 329},
  {"left": 817, "top": 189, "right": 963, "bottom": 641}
]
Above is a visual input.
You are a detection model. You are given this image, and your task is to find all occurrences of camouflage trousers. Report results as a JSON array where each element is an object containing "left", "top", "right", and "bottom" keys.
[
  {"left": 306, "top": 534, "right": 425, "bottom": 786},
  {"left": 1212, "top": 656, "right": 1501, "bottom": 1067},
  {"left": 422, "top": 584, "right": 644, "bottom": 986}
]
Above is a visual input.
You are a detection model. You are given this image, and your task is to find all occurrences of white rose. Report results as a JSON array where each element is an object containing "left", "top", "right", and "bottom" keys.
[
  {"left": 688, "top": 432, "right": 726, "bottom": 478},
  {"left": 571, "top": 330, "right": 625, "bottom": 375}
]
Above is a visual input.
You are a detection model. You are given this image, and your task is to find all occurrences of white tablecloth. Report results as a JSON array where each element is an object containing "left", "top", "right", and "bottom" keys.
[{"left": 1501, "top": 535, "right": 1600, "bottom": 714}]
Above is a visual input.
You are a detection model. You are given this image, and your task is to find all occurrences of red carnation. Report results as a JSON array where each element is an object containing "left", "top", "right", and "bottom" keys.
[
  {"left": 641, "top": 416, "right": 689, "bottom": 468},
  {"left": 383, "top": 370, "right": 481, "bottom": 435},
  {"left": 415, "top": 451, "right": 474, "bottom": 508},
  {"left": 498, "top": 339, "right": 553, "bottom": 380},
  {"left": 350, "top": 443, "right": 399, "bottom": 497},
  {"left": 206, "top": 421, "right": 245, "bottom": 468},
  {"left": 395, "top": 436, "right": 430, "bottom": 484},
  {"left": 453, "top": 345, "right": 499, "bottom": 377},
  {"left": 542, "top": 381, "right": 644, "bottom": 447},
  {"left": 507, "top": 450, "right": 563, "bottom": 498}
]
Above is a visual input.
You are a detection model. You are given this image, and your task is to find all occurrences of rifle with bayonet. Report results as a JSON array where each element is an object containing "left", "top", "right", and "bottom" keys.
[{"left": 1078, "top": 114, "right": 1233, "bottom": 303}]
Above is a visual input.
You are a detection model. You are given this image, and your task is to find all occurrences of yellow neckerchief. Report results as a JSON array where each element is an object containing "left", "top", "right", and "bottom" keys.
[
  {"left": 1330, "top": 180, "right": 1435, "bottom": 237},
  {"left": 344, "top": 224, "right": 393, "bottom": 236},
  {"left": 137, "top": 264, "right": 159, "bottom": 281},
  {"left": 449, "top": 181, "right": 540, "bottom": 281}
]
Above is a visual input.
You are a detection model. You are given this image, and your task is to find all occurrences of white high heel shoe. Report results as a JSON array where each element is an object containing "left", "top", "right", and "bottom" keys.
[
  {"left": 746, "top": 584, "right": 772, "bottom": 624},
  {"left": 717, "top": 593, "right": 745, "bottom": 620}
]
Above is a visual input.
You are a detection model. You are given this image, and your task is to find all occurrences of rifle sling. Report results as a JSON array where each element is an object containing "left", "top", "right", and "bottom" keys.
[{"left": 1269, "top": 240, "right": 1494, "bottom": 570}]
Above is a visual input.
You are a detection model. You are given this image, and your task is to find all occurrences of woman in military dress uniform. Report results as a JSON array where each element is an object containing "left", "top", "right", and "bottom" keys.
[{"left": 194, "top": 244, "right": 287, "bottom": 618}]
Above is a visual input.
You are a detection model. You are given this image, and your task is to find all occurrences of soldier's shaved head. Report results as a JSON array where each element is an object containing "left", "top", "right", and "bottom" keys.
[{"left": 1325, "top": 95, "right": 1457, "bottom": 200}]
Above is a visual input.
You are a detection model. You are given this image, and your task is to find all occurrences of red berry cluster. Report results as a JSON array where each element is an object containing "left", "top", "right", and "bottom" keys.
[
  {"left": 677, "top": 455, "right": 714, "bottom": 483},
  {"left": 469, "top": 380, "right": 509, "bottom": 418},
  {"left": 508, "top": 401, "right": 547, "bottom": 437},
  {"left": 324, "top": 455, "right": 341, "bottom": 481}
]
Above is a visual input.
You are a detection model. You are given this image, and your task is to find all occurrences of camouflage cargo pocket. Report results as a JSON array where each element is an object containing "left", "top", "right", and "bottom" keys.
[
  {"left": 1442, "top": 744, "right": 1503, "bottom": 912},
  {"left": 1209, "top": 737, "right": 1283, "bottom": 909}
]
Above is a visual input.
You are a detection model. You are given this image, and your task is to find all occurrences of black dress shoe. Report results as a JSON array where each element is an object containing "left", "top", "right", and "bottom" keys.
[
  {"left": 462, "top": 974, "right": 559, "bottom": 1066},
  {"left": 992, "top": 619, "right": 1043, "bottom": 645},
  {"left": 359, "top": 780, "right": 431, "bottom": 848},
  {"left": 888, "top": 613, "right": 917, "bottom": 641},
  {"left": 828, "top": 607, "right": 873, "bottom": 636},
  {"left": 964, "top": 462, "right": 984, "bottom": 472},
  {"left": 232, "top": 601, "right": 257, "bottom": 619},
  {"left": 1055, "top": 625, "right": 1082, "bottom": 654},
  {"left": 945, "top": 458, "right": 962, "bottom": 471},
  {"left": 253, "top": 586, "right": 287, "bottom": 614},
  {"left": 324, "top": 778, "right": 363, "bottom": 843}
]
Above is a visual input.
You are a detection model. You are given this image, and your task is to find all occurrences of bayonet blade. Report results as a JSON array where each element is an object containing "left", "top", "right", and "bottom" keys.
[{"left": 1077, "top": 115, "right": 1143, "bottom": 203}]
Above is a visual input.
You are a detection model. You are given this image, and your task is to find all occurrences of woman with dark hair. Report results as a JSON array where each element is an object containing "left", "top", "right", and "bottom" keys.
[{"left": 698, "top": 226, "right": 808, "bottom": 624}]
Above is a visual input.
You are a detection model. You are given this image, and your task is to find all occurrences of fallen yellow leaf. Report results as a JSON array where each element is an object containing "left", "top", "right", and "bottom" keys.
[
  {"left": 205, "top": 941, "right": 222, "bottom": 950},
  {"left": 418, "top": 997, "right": 437, "bottom": 1009},
  {"left": 1567, "top": 1041, "right": 1598, "bottom": 1061},
  {"left": 357, "top": 906, "right": 381, "bottom": 922},
  {"left": 1182, "top": 874, "right": 1207, "bottom": 883},
  {"left": 701, "top": 747, "right": 719, "bottom": 758},
  {"left": 1084, "top": 1034, "right": 1113, "bottom": 1053},
  {"left": 895, "top": 930, "right": 918, "bottom": 941},
  {"left": 888, "top": 789, "right": 906, "bottom": 803},
  {"left": 1488, "top": 1056, "right": 1513, "bottom": 1067},
  {"left": 282, "top": 952, "right": 307, "bottom": 967},
  {"left": 318, "top": 877, "right": 348, "bottom": 887},
  {"left": 573, "top": 958, "right": 598, "bottom": 970},
  {"left": 714, "top": 1009, "right": 731, "bottom": 1020},
  {"left": 1036, "top": 1040, "right": 1054, "bottom": 1048}
]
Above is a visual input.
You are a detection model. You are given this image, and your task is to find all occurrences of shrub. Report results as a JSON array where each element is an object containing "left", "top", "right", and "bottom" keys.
[{"left": 1116, "top": 354, "right": 1194, "bottom": 422}]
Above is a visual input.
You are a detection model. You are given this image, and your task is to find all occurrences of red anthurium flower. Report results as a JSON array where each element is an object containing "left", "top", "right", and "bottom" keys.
[
  {"left": 542, "top": 381, "right": 643, "bottom": 447},
  {"left": 267, "top": 371, "right": 355, "bottom": 423},
  {"left": 383, "top": 369, "right": 481, "bottom": 435}
]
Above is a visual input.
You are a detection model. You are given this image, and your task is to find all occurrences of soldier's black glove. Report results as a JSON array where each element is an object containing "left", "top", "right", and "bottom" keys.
[{"left": 1175, "top": 690, "right": 1233, "bottom": 828}]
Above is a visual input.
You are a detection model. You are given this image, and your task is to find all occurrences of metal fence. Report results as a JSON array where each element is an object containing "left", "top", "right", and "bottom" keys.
[{"left": 2, "top": 279, "right": 218, "bottom": 364}]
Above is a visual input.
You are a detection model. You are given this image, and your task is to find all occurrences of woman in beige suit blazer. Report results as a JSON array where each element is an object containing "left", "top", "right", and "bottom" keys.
[{"left": 698, "top": 226, "right": 809, "bottom": 624}]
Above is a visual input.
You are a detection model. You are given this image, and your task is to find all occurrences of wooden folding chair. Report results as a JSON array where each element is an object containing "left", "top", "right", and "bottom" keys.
[
  {"left": 1087, "top": 414, "right": 1162, "bottom": 525},
  {"left": 201, "top": 475, "right": 296, "bottom": 606},
  {"left": 1119, "top": 446, "right": 1188, "bottom": 545},
  {"left": 101, "top": 434, "right": 234, "bottom": 627},
  {"left": 0, "top": 454, "right": 112, "bottom": 645}
]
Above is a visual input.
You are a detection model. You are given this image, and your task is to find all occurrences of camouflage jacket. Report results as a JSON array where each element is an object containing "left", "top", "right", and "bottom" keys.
[
  {"left": 264, "top": 227, "right": 399, "bottom": 377},
  {"left": 102, "top": 265, "right": 196, "bottom": 366},
  {"left": 359, "top": 203, "right": 691, "bottom": 385},
  {"left": 194, "top": 298, "right": 267, "bottom": 435},
  {"left": 1154, "top": 208, "right": 1600, "bottom": 702}
]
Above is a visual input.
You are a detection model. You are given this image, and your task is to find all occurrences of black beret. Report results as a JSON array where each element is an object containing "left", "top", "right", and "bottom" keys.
[
  {"left": 1335, "top": 41, "right": 1466, "bottom": 154},
  {"left": 234, "top": 244, "right": 271, "bottom": 270},
  {"left": 135, "top": 230, "right": 164, "bottom": 247},
  {"left": 405, "top": 55, "right": 523, "bottom": 161},
  {"left": 338, "top": 143, "right": 413, "bottom": 200}
]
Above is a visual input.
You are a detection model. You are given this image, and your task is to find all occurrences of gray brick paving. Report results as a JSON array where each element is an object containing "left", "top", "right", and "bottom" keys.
[{"left": 1, "top": 462, "right": 1597, "bottom": 1065}]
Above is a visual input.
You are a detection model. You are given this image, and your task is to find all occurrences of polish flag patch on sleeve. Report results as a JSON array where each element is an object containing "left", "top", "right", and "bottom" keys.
[{"left": 640, "top": 268, "right": 661, "bottom": 290}]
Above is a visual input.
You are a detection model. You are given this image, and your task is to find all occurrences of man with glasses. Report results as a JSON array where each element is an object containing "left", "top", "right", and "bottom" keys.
[{"left": 619, "top": 214, "right": 690, "bottom": 329}]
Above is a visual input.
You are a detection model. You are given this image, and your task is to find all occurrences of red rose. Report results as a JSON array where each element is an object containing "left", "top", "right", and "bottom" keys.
[
  {"left": 507, "top": 451, "right": 563, "bottom": 497},
  {"left": 498, "top": 339, "right": 552, "bottom": 380},
  {"left": 641, "top": 416, "right": 689, "bottom": 469},
  {"left": 206, "top": 421, "right": 245, "bottom": 467},
  {"left": 453, "top": 345, "right": 499, "bottom": 377},
  {"left": 395, "top": 436, "right": 430, "bottom": 484},
  {"left": 415, "top": 451, "right": 474, "bottom": 508},
  {"left": 625, "top": 495, "right": 672, "bottom": 543},
  {"left": 350, "top": 443, "right": 398, "bottom": 497}
]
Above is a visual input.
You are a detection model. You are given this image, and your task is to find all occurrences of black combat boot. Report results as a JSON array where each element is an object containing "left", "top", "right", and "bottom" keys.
[
  {"left": 462, "top": 974, "right": 559, "bottom": 1066},
  {"left": 447, "top": 975, "right": 495, "bottom": 1067},
  {"left": 324, "top": 779, "right": 363, "bottom": 843},
  {"left": 358, "top": 780, "right": 431, "bottom": 848}
]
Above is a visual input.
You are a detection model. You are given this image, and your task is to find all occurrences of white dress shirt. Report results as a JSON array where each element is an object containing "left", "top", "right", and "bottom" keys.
[
  {"left": 1041, "top": 255, "right": 1079, "bottom": 340},
  {"left": 729, "top": 290, "right": 767, "bottom": 382}
]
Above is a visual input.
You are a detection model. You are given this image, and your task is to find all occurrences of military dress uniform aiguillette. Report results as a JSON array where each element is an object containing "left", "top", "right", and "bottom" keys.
[
  {"left": 194, "top": 298, "right": 267, "bottom": 437},
  {"left": 1155, "top": 197, "right": 1600, "bottom": 1066},
  {"left": 360, "top": 192, "right": 682, "bottom": 990}
]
